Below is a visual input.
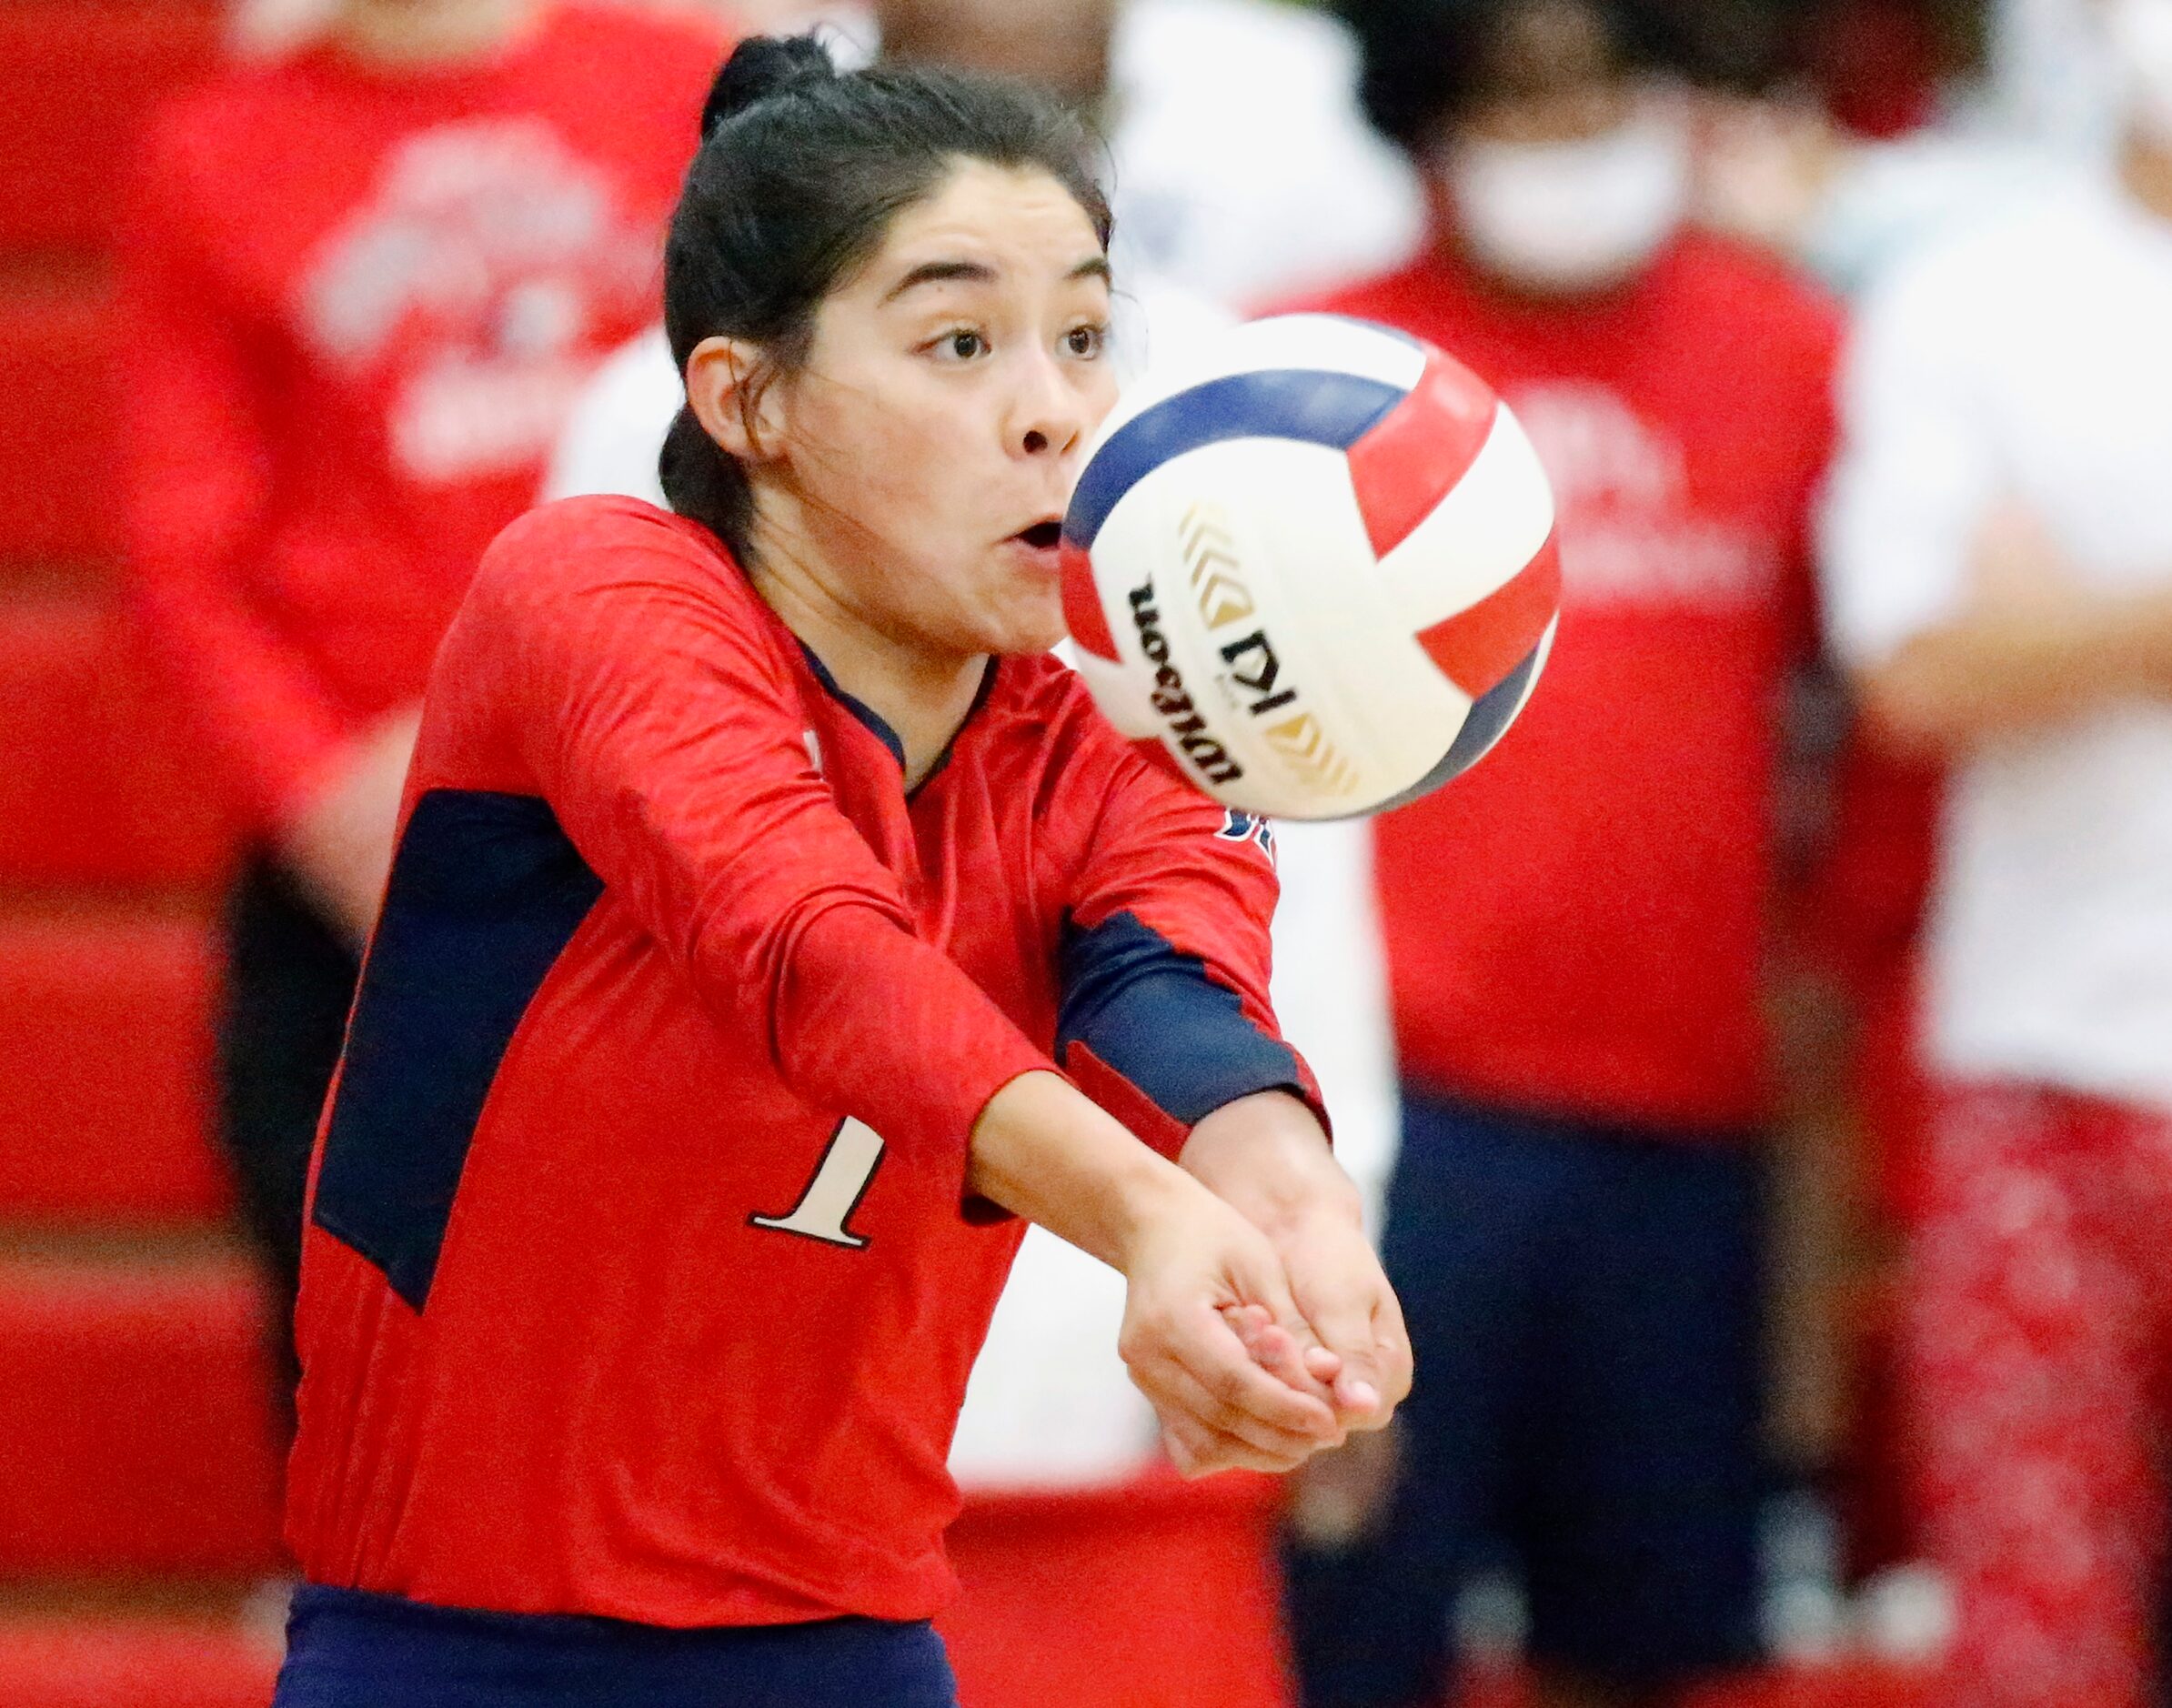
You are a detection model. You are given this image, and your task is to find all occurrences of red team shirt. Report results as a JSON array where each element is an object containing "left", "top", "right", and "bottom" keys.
[
  {"left": 119, "top": 7, "right": 721, "bottom": 829},
  {"left": 1296, "top": 236, "right": 1840, "bottom": 1130},
  {"left": 286, "top": 497, "right": 1318, "bottom": 1624}
]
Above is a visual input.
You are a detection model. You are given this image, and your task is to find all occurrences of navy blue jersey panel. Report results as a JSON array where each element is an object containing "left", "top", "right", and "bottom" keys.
[
  {"left": 797, "top": 641, "right": 908, "bottom": 772},
  {"left": 1063, "top": 369, "right": 1404, "bottom": 547},
  {"left": 1057, "top": 909, "right": 1302, "bottom": 1126},
  {"left": 312, "top": 789, "right": 604, "bottom": 1311}
]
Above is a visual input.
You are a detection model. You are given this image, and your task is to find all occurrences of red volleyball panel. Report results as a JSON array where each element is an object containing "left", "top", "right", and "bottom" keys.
[
  {"left": 1417, "top": 529, "right": 1562, "bottom": 700},
  {"left": 1060, "top": 540, "right": 1120, "bottom": 661},
  {"left": 1345, "top": 351, "right": 1500, "bottom": 560}
]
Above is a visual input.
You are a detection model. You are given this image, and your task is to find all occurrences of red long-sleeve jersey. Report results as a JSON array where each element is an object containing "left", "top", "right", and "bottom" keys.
[
  {"left": 286, "top": 496, "right": 1319, "bottom": 1625},
  {"left": 117, "top": 7, "right": 722, "bottom": 830}
]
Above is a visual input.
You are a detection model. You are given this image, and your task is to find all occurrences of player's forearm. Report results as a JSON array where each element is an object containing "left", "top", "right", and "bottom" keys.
[
  {"left": 966, "top": 1070, "right": 1200, "bottom": 1273},
  {"left": 1180, "top": 1090, "right": 1360, "bottom": 1241},
  {"left": 1863, "top": 586, "right": 2172, "bottom": 753}
]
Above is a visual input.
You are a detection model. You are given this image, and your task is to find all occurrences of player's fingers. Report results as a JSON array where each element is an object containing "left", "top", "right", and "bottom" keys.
[
  {"left": 1147, "top": 1358, "right": 1336, "bottom": 1463},
  {"left": 1347, "top": 1291, "right": 1413, "bottom": 1428},
  {"left": 1229, "top": 1250, "right": 1344, "bottom": 1406},
  {"left": 1163, "top": 1408, "right": 1294, "bottom": 1477},
  {"left": 1168, "top": 1308, "right": 1342, "bottom": 1442},
  {"left": 1157, "top": 1405, "right": 1312, "bottom": 1478},
  {"left": 1223, "top": 1305, "right": 1337, "bottom": 1398}
]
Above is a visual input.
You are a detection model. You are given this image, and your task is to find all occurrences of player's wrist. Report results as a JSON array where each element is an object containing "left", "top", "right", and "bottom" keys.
[
  {"left": 1182, "top": 1091, "right": 1357, "bottom": 1242},
  {"left": 967, "top": 1070, "right": 1197, "bottom": 1274}
]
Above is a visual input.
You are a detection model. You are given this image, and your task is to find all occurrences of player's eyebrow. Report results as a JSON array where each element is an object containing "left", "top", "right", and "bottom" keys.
[
  {"left": 884, "top": 259, "right": 998, "bottom": 301},
  {"left": 882, "top": 255, "right": 1111, "bottom": 301}
]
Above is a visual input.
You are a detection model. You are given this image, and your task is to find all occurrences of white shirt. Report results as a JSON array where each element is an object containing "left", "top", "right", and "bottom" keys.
[
  {"left": 1101, "top": 0, "right": 1422, "bottom": 305},
  {"left": 543, "top": 284, "right": 1399, "bottom": 1488},
  {"left": 784, "top": 0, "right": 1422, "bottom": 310},
  {"left": 1821, "top": 176, "right": 2172, "bottom": 1116}
]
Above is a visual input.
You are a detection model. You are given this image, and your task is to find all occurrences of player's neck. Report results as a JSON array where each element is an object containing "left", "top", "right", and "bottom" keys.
[{"left": 747, "top": 536, "right": 988, "bottom": 791}]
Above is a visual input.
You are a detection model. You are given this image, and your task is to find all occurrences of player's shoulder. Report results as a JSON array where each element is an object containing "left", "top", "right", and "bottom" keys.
[
  {"left": 984, "top": 652, "right": 1249, "bottom": 842},
  {"left": 473, "top": 495, "right": 752, "bottom": 622},
  {"left": 983, "top": 650, "right": 1103, "bottom": 756}
]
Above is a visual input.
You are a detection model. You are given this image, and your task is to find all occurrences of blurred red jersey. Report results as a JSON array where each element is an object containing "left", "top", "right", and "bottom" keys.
[
  {"left": 285, "top": 497, "right": 1316, "bottom": 1625},
  {"left": 1292, "top": 236, "right": 1840, "bottom": 1130},
  {"left": 118, "top": 6, "right": 723, "bottom": 829}
]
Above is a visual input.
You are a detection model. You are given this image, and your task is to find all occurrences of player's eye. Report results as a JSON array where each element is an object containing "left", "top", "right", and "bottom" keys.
[
  {"left": 1063, "top": 322, "right": 1107, "bottom": 360},
  {"left": 928, "top": 327, "right": 989, "bottom": 363}
]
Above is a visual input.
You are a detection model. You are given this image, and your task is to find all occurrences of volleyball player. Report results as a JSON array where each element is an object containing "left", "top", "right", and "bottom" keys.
[{"left": 273, "top": 36, "right": 1407, "bottom": 1707}]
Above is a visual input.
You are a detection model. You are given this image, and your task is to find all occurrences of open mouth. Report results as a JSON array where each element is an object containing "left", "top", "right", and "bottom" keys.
[{"left": 1013, "top": 520, "right": 1062, "bottom": 550}]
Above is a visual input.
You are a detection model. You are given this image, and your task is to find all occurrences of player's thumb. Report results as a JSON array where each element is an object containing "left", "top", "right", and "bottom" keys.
[{"left": 1229, "top": 1236, "right": 1340, "bottom": 1389}]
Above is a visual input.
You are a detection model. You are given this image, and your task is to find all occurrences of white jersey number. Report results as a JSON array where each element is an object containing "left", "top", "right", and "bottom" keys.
[{"left": 750, "top": 1118, "right": 886, "bottom": 1248}]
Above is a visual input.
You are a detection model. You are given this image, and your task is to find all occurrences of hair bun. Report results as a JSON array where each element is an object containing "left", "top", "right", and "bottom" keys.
[{"left": 701, "top": 34, "right": 837, "bottom": 140}]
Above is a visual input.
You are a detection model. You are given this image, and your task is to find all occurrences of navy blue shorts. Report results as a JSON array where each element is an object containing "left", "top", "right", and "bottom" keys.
[
  {"left": 272, "top": 1584, "right": 960, "bottom": 1708},
  {"left": 1286, "top": 1091, "right": 1765, "bottom": 1703}
]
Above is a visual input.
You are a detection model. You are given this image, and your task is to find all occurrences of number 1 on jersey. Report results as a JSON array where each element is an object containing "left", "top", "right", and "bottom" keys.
[{"left": 750, "top": 1118, "right": 886, "bottom": 1248}]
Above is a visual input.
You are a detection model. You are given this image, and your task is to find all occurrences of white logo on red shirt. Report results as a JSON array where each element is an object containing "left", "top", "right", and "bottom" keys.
[
  {"left": 298, "top": 117, "right": 659, "bottom": 486},
  {"left": 1505, "top": 381, "right": 1779, "bottom": 608}
]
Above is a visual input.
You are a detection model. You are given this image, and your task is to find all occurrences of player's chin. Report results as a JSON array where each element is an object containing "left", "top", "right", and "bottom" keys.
[{"left": 972, "top": 578, "right": 1067, "bottom": 657}]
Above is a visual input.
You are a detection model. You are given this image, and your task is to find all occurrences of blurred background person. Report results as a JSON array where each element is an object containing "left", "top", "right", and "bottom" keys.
[
  {"left": 1821, "top": 0, "right": 2172, "bottom": 1696},
  {"left": 870, "top": 0, "right": 1423, "bottom": 306},
  {"left": 116, "top": 0, "right": 726, "bottom": 1399},
  {"left": 1277, "top": 1, "right": 1843, "bottom": 1705}
]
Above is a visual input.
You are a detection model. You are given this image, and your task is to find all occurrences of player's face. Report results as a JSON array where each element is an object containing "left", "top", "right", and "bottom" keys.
[{"left": 772, "top": 160, "right": 1117, "bottom": 660}]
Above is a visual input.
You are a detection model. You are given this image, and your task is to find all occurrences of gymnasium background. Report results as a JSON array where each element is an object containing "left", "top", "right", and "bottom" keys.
[{"left": 0, "top": 0, "right": 2102, "bottom": 1702}]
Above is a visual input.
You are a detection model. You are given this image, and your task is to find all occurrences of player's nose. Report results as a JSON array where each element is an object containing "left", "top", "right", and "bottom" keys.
[{"left": 1008, "top": 348, "right": 1088, "bottom": 462}]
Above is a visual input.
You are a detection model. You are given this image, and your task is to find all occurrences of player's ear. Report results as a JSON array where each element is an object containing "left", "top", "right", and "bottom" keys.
[{"left": 686, "top": 336, "right": 788, "bottom": 468}]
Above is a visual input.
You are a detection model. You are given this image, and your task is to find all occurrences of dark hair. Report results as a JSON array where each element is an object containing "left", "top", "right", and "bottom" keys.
[
  {"left": 1334, "top": 0, "right": 1668, "bottom": 151},
  {"left": 659, "top": 35, "right": 1113, "bottom": 556}
]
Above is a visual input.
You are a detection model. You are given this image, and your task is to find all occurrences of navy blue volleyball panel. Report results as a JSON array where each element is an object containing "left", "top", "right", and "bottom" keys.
[
  {"left": 1370, "top": 639, "right": 1548, "bottom": 815},
  {"left": 1065, "top": 368, "right": 1407, "bottom": 547},
  {"left": 1057, "top": 909, "right": 1303, "bottom": 1124},
  {"left": 312, "top": 789, "right": 604, "bottom": 1312}
]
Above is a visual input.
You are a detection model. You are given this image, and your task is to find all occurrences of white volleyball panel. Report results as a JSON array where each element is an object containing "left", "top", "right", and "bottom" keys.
[
  {"left": 1211, "top": 315, "right": 1428, "bottom": 393},
  {"left": 1087, "top": 437, "right": 1467, "bottom": 819},
  {"left": 1374, "top": 401, "right": 1554, "bottom": 634},
  {"left": 1086, "top": 314, "right": 1428, "bottom": 449}
]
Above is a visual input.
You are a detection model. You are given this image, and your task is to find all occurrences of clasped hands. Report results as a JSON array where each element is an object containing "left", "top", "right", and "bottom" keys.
[{"left": 1116, "top": 1090, "right": 1411, "bottom": 1479}]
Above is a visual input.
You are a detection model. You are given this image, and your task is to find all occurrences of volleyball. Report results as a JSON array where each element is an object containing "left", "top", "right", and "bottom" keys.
[{"left": 1061, "top": 314, "right": 1560, "bottom": 820}]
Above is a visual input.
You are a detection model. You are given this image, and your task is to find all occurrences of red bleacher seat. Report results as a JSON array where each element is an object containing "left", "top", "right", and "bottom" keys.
[
  {"left": 940, "top": 1472, "right": 1291, "bottom": 1708},
  {"left": 0, "top": 3, "right": 221, "bottom": 254},
  {"left": 0, "top": 273, "right": 118, "bottom": 567},
  {"left": 0, "top": 1613, "right": 277, "bottom": 1708},
  {"left": 0, "top": 1247, "right": 283, "bottom": 1577},
  {"left": 0, "top": 909, "right": 227, "bottom": 1222},
  {"left": 0, "top": 587, "right": 235, "bottom": 887}
]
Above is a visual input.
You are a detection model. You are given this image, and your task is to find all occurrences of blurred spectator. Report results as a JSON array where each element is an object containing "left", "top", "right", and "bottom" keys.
[
  {"left": 876, "top": 0, "right": 1423, "bottom": 305},
  {"left": 1278, "top": 1, "right": 1842, "bottom": 1704},
  {"left": 116, "top": 0, "right": 724, "bottom": 1392},
  {"left": 1821, "top": 2, "right": 2172, "bottom": 1697}
]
